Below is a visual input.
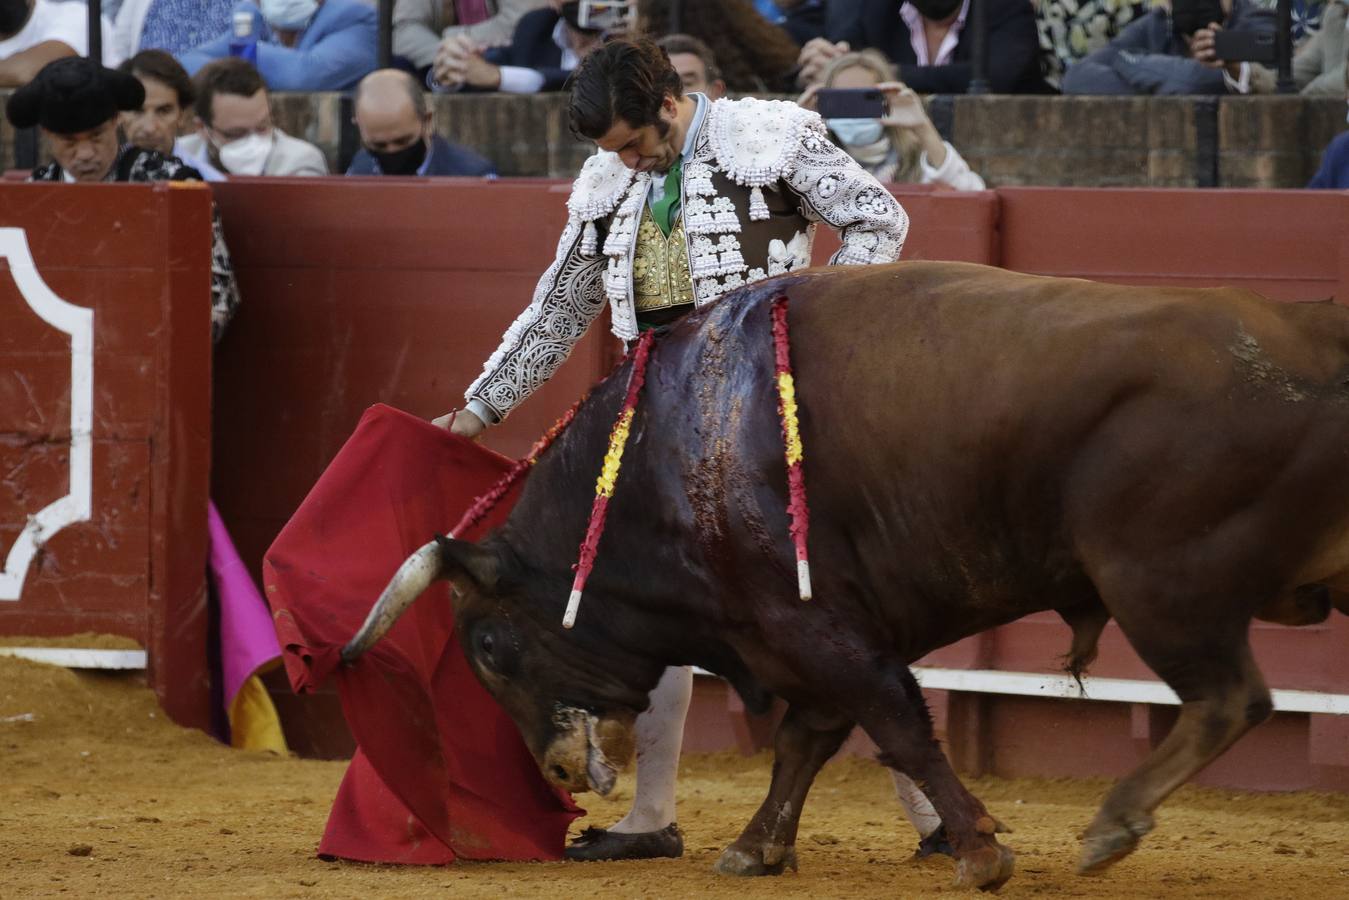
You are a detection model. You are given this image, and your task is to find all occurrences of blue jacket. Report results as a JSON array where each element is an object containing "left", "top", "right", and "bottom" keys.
[
  {"left": 1309, "top": 131, "right": 1349, "bottom": 189},
  {"left": 346, "top": 134, "right": 497, "bottom": 177},
  {"left": 180, "top": 0, "right": 378, "bottom": 92}
]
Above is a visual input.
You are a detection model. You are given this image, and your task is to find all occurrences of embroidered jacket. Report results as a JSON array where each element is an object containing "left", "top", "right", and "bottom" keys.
[
  {"left": 32, "top": 146, "right": 241, "bottom": 344},
  {"left": 466, "top": 96, "right": 908, "bottom": 424}
]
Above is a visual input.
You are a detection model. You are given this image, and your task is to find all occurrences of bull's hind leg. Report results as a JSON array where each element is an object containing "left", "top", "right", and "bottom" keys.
[
  {"left": 1078, "top": 628, "right": 1272, "bottom": 874},
  {"left": 855, "top": 665, "right": 1015, "bottom": 891},
  {"left": 714, "top": 704, "right": 853, "bottom": 877}
]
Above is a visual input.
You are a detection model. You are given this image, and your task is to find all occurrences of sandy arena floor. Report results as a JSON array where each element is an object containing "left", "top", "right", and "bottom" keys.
[{"left": 2, "top": 655, "right": 1347, "bottom": 899}]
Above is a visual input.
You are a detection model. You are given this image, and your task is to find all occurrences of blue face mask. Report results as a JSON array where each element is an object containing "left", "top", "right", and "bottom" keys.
[
  {"left": 827, "top": 117, "right": 885, "bottom": 147},
  {"left": 260, "top": 0, "right": 318, "bottom": 30}
]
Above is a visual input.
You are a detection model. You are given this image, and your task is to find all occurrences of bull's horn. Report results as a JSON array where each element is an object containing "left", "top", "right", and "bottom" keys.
[{"left": 340, "top": 539, "right": 444, "bottom": 663}]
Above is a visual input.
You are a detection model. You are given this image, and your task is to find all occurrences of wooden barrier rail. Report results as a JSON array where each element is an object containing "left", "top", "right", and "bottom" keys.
[{"left": 3, "top": 177, "right": 1347, "bottom": 788}]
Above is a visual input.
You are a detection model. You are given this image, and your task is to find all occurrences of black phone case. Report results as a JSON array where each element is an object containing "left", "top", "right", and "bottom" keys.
[{"left": 815, "top": 89, "right": 886, "bottom": 120}]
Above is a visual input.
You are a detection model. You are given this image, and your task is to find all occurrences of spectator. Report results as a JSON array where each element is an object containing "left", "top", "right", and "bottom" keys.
[
  {"left": 394, "top": 0, "right": 546, "bottom": 76},
  {"left": 1308, "top": 64, "right": 1349, "bottom": 187},
  {"left": 639, "top": 0, "right": 802, "bottom": 93},
  {"left": 1035, "top": 0, "right": 1150, "bottom": 89},
  {"left": 177, "top": 56, "right": 328, "bottom": 175},
  {"left": 6, "top": 56, "right": 239, "bottom": 339},
  {"left": 1218, "top": 0, "right": 1346, "bottom": 94},
  {"left": 179, "top": 0, "right": 377, "bottom": 91},
  {"left": 347, "top": 68, "right": 496, "bottom": 175},
  {"left": 799, "top": 0, "right": 1051, "bottom": 93},
  {"left": 431, "top": 0, "right": 603, "bottom": 92},
  {"left": 1, "top": 0, "right": 119, "bottom": 86},
  {"left": 113, "top": 0, "right": 234, "bottom": 59},
  {"left": 118, "top": 49, "right": 225, "bottom": 180},
  {"left": 655, "top": 33, "right": 726, "bottom": 100},
  {"left": 800, "top": 49, "right": 984, "bottom": 189},
  {"left": 1062, "top": 0, "right": 1274, "bottom": 95}
]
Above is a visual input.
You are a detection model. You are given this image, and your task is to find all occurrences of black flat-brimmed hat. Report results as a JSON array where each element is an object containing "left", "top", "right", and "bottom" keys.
[{"left": 5, "top": 56, "right": 145, "bottom": 134}]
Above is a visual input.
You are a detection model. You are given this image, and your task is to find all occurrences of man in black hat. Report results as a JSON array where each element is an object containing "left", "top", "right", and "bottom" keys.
[{"left": 6, "top": 56, "right": 240, "bottom": 342}]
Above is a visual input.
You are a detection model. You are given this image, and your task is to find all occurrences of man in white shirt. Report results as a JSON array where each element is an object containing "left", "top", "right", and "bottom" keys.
[
  {"left": 0, "top": 0, "right": 119, "bottom": 86},
  {"left": 177, "top": 56, "right": 328, "bottom": 177}
]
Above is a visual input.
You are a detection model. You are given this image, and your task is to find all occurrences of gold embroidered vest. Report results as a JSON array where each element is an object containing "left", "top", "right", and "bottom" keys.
[{"left": 632, "top": 204, "right": 694, "bottom": 314}]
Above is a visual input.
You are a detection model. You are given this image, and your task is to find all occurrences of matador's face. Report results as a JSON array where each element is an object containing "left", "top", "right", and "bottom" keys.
[{"left": 594, "top": 93, "right": 681, "bottom": 175}]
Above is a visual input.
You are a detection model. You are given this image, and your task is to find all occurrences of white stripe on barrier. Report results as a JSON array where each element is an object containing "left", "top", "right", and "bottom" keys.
[
  {"left": 0, "top": 228, "right": 95, "bottom": 602},
  {"left": 692, "top": 666, "right": 1349, "bottom": 716},
  {"left": 0, "top": 648, "right": 146, "bottom": 670}
]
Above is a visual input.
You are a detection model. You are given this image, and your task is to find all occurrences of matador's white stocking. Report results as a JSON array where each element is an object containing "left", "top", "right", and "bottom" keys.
[
  {"left": 608, "top": 665, "right": 693, "bottom": 834},
  {"left": 606, "top": 666, "right": 945, "bottom": 840},
  {"left": 891, "top": 769, "right": 944, "bottom": 839}
]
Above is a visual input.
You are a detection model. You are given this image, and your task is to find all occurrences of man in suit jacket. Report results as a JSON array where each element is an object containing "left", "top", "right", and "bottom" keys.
[
  {"left": 800, "top": 0, "right": 1051, "bottom": 94},
  {"left": 346, "top": 69, "right": 496, "bottom": 176},
  {"left": 180, "top": 0, "right": 377, "bottom": 92},
  {"left": 430, "top": 0, "right": 603, "bottom": 92}
]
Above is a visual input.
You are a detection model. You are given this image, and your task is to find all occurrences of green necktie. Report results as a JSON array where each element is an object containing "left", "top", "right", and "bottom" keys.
[{"left": 649, "top": 156, "right": 683, "bottom": 237}]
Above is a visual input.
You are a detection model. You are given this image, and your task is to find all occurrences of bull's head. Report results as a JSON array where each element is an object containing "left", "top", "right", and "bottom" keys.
[{"left": 341, "top": 536, "right": 660, "bottom": 796}]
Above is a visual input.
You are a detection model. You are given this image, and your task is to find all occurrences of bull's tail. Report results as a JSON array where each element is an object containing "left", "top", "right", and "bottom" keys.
[{"left": 340, "top": 539, "right": 445, "bottom": 663}]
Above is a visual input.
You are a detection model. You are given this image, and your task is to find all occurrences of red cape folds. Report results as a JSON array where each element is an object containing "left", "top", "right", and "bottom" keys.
[{"left": 262, "top": 404, "right": 582, "bottom": 864}]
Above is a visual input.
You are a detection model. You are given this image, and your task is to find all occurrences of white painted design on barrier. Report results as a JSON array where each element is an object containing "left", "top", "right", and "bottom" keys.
[{"left": 0, "top": 228, "right": 94, "bottom": 601}]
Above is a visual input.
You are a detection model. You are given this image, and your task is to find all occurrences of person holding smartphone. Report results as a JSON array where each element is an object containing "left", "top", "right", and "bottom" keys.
[
  {"left": 799, "top": 48, "right": 984, "bottom": 190},
  {"left": 1194, "top": 0, "right": 1347, "bottom": 96},
  {"left": 1062, "top": 0, "right": 1274, "bottom": 95}
]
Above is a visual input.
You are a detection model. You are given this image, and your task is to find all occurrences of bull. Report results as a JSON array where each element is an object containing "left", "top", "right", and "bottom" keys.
[{"left": 343, "top": 260, "right": 1349, "bottom": 889}]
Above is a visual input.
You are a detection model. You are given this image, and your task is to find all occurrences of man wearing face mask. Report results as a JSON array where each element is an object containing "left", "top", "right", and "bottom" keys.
[
  {"left": 798, "top": 0, "right": 1051, "bottom": 94},
  {"left": 177, "top": 56, "right": 328, "bottom": 177},
  {"left": 179, "top": 0, "right": 377, "bottom": 91},
  {"left": 8, "top": 56, "right": 240, "bottom": 341},
  {"left": 346, "top": 68, "right": 496, "bottom": 177},
  {"left": 1, "top": 0, "right": 119, "bottom": 86}
]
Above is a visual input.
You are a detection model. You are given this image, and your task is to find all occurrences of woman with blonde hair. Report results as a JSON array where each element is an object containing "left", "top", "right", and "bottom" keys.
[{"left": 799, "top": 49, "right": 985, "bottom": 190}]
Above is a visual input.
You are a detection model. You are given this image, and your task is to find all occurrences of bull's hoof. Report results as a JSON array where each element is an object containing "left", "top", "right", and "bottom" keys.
[
  {"left": 1076, "top": 813, "right": 1154, "bottom": 875},
  {"left": 714, "top": 842, "right": 798, "bottom": 876},
  {"left": 565, "top": 823, "right": 683, "bottom": 862},
  {"left": 953, "top": 844, "right": 1015, "bottom": 892}
]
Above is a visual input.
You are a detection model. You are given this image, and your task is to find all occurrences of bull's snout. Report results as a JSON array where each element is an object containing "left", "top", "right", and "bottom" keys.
[{"left": 542, "top": 707, "right": 632, "bottom": 796}]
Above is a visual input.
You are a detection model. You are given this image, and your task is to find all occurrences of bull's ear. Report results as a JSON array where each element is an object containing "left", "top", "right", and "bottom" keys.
[{"left": 433, "top": 534, "right": 500, "bottom": 591}]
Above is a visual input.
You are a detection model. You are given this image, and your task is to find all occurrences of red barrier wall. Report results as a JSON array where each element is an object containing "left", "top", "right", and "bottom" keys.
[
  {"left": 8, "top": 176, "right": 1345, "bottom": 787},
  {"left": 0, "top": 183, "right": 214, "bottom": 731}
]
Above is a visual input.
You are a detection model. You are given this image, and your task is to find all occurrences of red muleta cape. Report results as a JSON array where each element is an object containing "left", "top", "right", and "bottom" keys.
[{"left": 263, "top": 404, "right": 582, "bottom": 864}]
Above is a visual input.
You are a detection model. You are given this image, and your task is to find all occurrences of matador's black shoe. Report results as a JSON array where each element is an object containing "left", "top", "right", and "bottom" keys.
[
  {"left": 914, "top": 824, "right": 956, "bottom": 859},
  {"left": 564, "top": 823, "right": 684, "bottom": 861}
]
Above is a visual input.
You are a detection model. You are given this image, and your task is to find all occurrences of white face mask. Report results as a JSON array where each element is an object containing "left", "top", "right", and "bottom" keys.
[
  {"left": 259, "top": 0, "right": 318, "bottom": 30},
  {"left": 217, "top": 131, "right": 274, "bottom": 176},
  {"left": 827, "top": 117, "right": 885, "bottom": 147}
]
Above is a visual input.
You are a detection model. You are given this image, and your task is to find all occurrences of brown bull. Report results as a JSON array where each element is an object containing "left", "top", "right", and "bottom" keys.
[{"left": 344, "top": 260, "right": 1349, "bottom": 889}]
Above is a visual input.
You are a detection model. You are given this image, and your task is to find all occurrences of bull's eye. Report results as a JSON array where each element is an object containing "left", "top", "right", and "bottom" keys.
[{"left": 479, "top": 632, "right": 495, "bottom": 657}]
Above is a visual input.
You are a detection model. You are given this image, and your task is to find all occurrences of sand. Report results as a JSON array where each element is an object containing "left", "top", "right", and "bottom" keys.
[{"left": 1, "top": 655, "right": 1347, "bottom": 899}]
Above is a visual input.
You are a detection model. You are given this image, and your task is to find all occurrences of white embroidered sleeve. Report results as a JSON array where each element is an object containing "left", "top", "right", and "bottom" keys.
[
  {"left": 783, "top": 118, "right": 909, "bottom": 267},
  {"left": 464, "top": 219, "right": 608, "bottom": 423}
]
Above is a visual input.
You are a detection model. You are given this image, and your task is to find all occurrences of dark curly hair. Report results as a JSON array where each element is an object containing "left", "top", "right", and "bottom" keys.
[
  {"left": 639, "top": 0, "right": 801, "bottom": 93},
  {"left": 568, "top": 37, "right": 684, "bottom": 141}
]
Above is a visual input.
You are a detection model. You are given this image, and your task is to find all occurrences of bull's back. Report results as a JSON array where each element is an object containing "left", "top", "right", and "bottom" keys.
[{"left": 695, "top": 261, "right": 1349, "bottom": 651}]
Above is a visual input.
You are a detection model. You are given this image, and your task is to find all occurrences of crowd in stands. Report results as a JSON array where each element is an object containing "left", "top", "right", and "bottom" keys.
[{"left": 1, "top": 0, "right": 1346, "bottom": 187}]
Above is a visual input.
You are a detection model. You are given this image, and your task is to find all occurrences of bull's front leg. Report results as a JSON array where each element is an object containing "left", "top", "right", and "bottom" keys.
[
  {"left": 714, "top": 703, "right": 852, "bottom": 876},
  {"left": 854, "top": 663, "right": 1015, "bottom": 891}
]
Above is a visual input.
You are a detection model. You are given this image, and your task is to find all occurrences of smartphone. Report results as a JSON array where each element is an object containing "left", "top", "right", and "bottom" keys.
[
  {"left": 814, "top": 88, "right": 885, "bottom": 120},
  {"left": 576, "top": 0, "right": 633, "bottom": 31},
  {"left": 1212, "top": 30, "right": 1277, "bottom": 64}
]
